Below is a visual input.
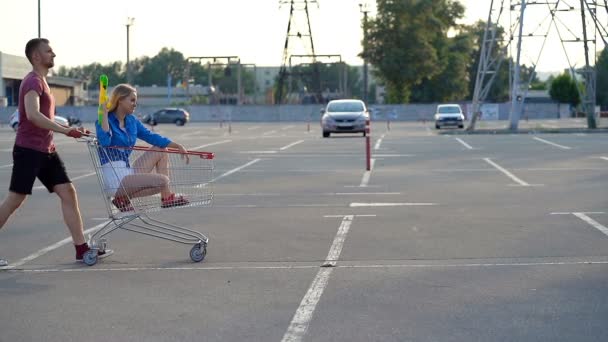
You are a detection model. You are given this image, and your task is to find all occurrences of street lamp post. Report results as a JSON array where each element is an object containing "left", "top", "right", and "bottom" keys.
[
  {"left": 126, "top": 17, "right": 135, "bottom": 84},
  {"left": 359, "top": 3, "right": 369, "bottom": 104},
  {"left": 38, "top": 0, "right": 41, "bottom": 37}
]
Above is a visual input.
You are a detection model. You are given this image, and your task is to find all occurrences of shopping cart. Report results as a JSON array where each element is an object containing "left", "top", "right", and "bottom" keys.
[{"left": 83, "top": 137, "right": 214, "bottom": 266}]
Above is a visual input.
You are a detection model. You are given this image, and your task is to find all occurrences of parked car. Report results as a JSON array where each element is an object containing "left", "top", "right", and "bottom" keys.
[
  {"left": 142, "top": 108, "right": 190, "bottom": 126},
  {"left": 434, "top": 104, "right": 465, "bottom": 129},
  {"left": 9, "top": 110, "right": 71, "bottom": 132},
  {"left": 320, "top": 99, "right": 369, "bottom": 138}
]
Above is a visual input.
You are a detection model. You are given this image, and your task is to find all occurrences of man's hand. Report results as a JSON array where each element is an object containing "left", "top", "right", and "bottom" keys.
[
  {"left": 65, "top": 128, "right": 83, "bottom": 138},
  {"left": 77, "top": 126, "right": 91, "bottom": 135}
]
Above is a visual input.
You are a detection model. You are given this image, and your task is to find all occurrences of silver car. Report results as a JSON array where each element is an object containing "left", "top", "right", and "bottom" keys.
[
  {"left": 434, "top": 104, "right": 465, "bottom": 129},
  {"left": 321, "top": 99, "right": 369, "bottom": 138},
  {"left": 9, "top": 110, "right": 70, "bottom": 132}
]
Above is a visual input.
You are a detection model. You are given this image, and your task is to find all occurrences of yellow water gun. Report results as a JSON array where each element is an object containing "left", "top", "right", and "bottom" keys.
[{"left": 98, "top": 74, "right": 109, "bottom": 123}]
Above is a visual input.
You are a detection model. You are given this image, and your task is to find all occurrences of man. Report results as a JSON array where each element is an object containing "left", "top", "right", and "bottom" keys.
[{"left": 0, "top": 38, "right": 112, "bottom": 267}]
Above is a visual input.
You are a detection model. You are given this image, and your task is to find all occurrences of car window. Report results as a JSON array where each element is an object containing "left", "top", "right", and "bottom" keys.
[
  {"left": 327, "top": 102, "right": 364, "bottom": 113},
  {"left": 438, "top": 106, "right": 461, "bottom": 114}
]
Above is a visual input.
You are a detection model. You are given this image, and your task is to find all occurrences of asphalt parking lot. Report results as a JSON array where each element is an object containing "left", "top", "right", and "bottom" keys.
[{"left": 1, "top": 120, "right": 607, "bottom": 342}]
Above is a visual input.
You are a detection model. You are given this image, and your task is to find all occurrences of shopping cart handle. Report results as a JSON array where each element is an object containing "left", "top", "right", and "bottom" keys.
[{"left": 102, "top": 145, "right": 214, "bottom": 159}]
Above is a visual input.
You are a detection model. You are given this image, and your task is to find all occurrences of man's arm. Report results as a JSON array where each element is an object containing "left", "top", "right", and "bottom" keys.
[{"left": 24, "top": 90, "right": 70, "bottom": 134}]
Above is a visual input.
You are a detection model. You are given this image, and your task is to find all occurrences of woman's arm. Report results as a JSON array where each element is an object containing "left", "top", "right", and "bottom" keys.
[{"left": 95, "top": 105, "right": 112, "bottom": 146}]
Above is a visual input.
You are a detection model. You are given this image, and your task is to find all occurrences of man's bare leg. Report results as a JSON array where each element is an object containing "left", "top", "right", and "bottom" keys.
[
  {"left": 0, "top": 191, "right": 27, "bottom": 231},
  {"left": 53, "top": 183, "right": 86, "bottom": 245}
]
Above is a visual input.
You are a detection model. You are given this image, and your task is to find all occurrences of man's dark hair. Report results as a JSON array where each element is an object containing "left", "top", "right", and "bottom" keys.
[{"left": 25, "top": 38, "right": 49, "bottom": 64}]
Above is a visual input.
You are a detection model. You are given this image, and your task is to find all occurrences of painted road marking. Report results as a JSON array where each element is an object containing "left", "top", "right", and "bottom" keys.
[
  {"left": 350, "top": 202, "right": 437, "bottom": 207},
  {"left": 212, "top": 159, "right": 261, "bottom": 183},
  {"left": 600, "top": 157, "right": 608, "bottom": 161},
  {"left": 279, "top": 140, "right": 305, "bottom": 151},
  {"left": 33, "top": 172, "right": 96, "bottom": 191},
  {"left": 7, "top": 259, "right": 608, "bottom": 273},
  {"left": 533, "top": 137, "right": 571, "bottom": 150},
  {"left": 281, "top": 215, "right": 355, "bottom": 342},
  {"left": 484, "top": 158, "right": 531, "bottom": 186},
  {"left": 328, "top": 192, "right": 401, "bottom": 196},
  {"left": 240, "top": 151, "right": 278, "bottom": 154},
  {"left": 359, "top": 158, "right": 376, "bottom": 187},
  {"left": 262, "top": 130, "right": 277, "bottom": 136},
  {"left": 455, "top": 137, "right": 474, "bottom": 150},
  {"left": 573, "top": 212, "right": 608, "bottom": 237},
  {"left": 247, "top": 126, "right": 260, "bottom": 130},
  {"left": 191, "top": 140, "right": 232, "bottom": 150},
  {"left": 281, "top": 125, "right": 295, "bottom": 130},
  {"left": 7, "top": 221, "right": 111, "bottom": 268},
  {"left": 0, "top": 163, "right": 13, "bottom": 169},
  {"left": 374, "top": 134, "right": 386, "bottom": 150}
]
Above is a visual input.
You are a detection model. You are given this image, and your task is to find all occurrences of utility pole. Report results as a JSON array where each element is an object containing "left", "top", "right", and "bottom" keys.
[
  {"left": 126, "top": 17, "right": 135, "bottom": 85},
  {"left": 579, "top": 0, "right": 597, "bottom": 128},
  {"left": 38, "top": 0, "right": 41, "bottom": 38},
  {"left": 360, "top": 3, "right": 369, "bottom": 104},
  {"left": 508, "top": 0, "right": 526, "bottom": 131}
]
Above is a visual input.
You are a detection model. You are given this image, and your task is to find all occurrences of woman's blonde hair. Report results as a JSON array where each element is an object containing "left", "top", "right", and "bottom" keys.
[{"left": 107, "top": 84, "right": 137, "bottom": 113}]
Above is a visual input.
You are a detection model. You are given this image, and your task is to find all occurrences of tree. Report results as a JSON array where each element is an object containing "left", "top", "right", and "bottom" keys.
[
  {"left": 596, "top": 47, "right": 608, "bottom": 109},
  {"left": 411, "top": 29, "right": 474, "bottom": 102},
  {"left": 363, "top": 0, "right": 465, "bottom": 103},
  {"left": 549, "top": 72, "right": 581, "bottom": 117}
]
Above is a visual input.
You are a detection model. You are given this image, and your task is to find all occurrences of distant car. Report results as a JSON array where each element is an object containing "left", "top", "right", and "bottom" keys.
[
  {"left": 9, "top": 110, "right": 70, "bottom": 132},
  {"left": 434, "top": 104, "right": 465, "bottom": 129},
  {"left": 320, "top": 99, "right": 369, "bottom": 138},
  {"left": 142, "top": 108, "right": 190, "bottom": 126}
]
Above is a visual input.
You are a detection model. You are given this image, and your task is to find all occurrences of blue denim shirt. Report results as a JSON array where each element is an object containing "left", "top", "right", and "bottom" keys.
[{"left": 95, "top": 113, "right": 172, "bottom": 165}]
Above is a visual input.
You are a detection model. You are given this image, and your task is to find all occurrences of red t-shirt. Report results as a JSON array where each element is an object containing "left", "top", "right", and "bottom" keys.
[{"left": 16, "top": 72, "right": 55, "bottom": 153}]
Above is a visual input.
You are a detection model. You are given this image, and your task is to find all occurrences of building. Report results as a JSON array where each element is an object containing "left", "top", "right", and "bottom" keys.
[{"left": 0, "top": 51, "right": 86, "bottom": 107}]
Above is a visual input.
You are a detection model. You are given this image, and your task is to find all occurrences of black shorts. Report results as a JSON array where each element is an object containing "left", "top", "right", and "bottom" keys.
[{"left": 9, "top": 145, "right": 71, "bottom": 195}]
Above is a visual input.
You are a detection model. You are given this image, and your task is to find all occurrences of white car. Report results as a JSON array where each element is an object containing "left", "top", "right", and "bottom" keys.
[
  {"left": 320, "top": 99, "right": 369, "bottom": 138},
  {"left": 9, "top": 110, "right": 70, "bottom": 132},
  {"left": 434, "top": 104, "right": 465, "bottom": 129}
]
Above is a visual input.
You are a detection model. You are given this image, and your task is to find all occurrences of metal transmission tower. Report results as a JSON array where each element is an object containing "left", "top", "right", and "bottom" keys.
[
  {"left": 276, "top": 0, "right": 320, "bottom": 104},
  {"left": 467, "top": 0, "right": 508, "bottom": 130},
  {"left": 470, "top": 1, "right": 607, "bottom": 130}
]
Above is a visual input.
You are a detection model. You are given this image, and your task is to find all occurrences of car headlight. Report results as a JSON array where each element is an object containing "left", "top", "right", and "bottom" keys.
[{"left": 323, "top": 116, "right": 335, "bottom": 124}]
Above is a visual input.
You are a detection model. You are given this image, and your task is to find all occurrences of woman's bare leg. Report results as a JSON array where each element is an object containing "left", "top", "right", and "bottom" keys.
[
  {"left": 114, "top": 173, "right": 170, "bottom": 199},
  {"left": 132, "top": 150, "right": 171, "bottom": 197}
]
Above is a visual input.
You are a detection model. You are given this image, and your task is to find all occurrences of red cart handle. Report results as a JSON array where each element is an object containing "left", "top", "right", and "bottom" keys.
[{"left": 104, "top": 145, "right": 214, "bottom": 159}]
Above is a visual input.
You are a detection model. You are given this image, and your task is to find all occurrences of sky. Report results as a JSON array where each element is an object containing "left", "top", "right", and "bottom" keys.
[{"left": 0, "top": 0, "right": 605, "bottom": 73}]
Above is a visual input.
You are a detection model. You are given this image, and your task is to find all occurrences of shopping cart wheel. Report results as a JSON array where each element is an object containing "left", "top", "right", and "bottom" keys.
[
  {"left": 190, "top": 244, "right": 206, "bottom": 262},
  {"left": 83, "top": 250, "right": 98, "bottom": 266}
]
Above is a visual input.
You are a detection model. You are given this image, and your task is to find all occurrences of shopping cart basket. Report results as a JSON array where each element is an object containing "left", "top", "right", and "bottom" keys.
[{"left": 83, "top": 137, "right": 214, "bottom": 266}]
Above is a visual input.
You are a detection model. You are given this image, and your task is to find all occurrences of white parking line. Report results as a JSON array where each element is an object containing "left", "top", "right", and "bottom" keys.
[
  {"left": 247, "top": 126, "right": 260, "bottom": 130},
  {"left": 191, "top": 140, "right": 232, "bottom": 150},
  {"left": 33, "top": 172, "right": 97, "bottom": 191},
  {"left": 455, "top": 137, "right": 474, "bottom": 150},
  {"left": 8, "top": 221, "right": 110, "bottom": 268},
  {"left": 262, "top": 130, "right": 277, "bottom": 136},
  {"left": 212, "top": 159, "right": 261, "bottom": 182},
  {"left": 533, "top": 137, "right": 571, "bottom": 150},
  {"left": 350, "top": 202, "right": 437, "bottom": 207},
  {"left": 0, "top": 163, "right": 13, "bottom": 169},
  {"left": 359, "top": 159, "right": 376, "bottom": 187},
  {"left": 600, "top": 157, "right": 608, "bottom": 161},
  {"left": 7, "top": 259, "right": 608, "bottom": 273},
  {"left": 281, "top": 215, "right": 355, "bottom": 342},
  {"left": 573, "top": 212, "right": 608, "bottom": 237},
  {"left": 281, "top": 125, "right": 295, "bottom": 130},
  {"left": 279, "top": 140, "right": 305, "bottom": 151},
  {"left": 483, "top": 158, "right": 531, "bottom": 186},
  {"left": 374, "top": 134, "right": 386, "bottom": 150}
]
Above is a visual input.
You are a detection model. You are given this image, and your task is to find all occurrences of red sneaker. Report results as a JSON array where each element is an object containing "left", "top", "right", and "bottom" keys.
[
  {"left": 161, "top": 193, "right": 190, "bottom": 208},
  {"left": 111, "top": 196, "right": 134, "bottom": 212}
]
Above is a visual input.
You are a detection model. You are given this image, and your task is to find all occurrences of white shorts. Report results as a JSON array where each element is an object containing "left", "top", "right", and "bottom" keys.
[{"left": 100, "top": 161, "right": 133, "bottom": 195}]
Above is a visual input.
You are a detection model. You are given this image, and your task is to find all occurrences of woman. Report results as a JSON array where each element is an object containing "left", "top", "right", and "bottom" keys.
[{"left": 96, "top": 84, "right": 189, "bottom": 212}]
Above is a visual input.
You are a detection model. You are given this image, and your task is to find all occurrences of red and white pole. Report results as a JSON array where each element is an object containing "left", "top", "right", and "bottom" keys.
[{"left": 365, "top": 118, "right": 371, "bottom": 171}]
